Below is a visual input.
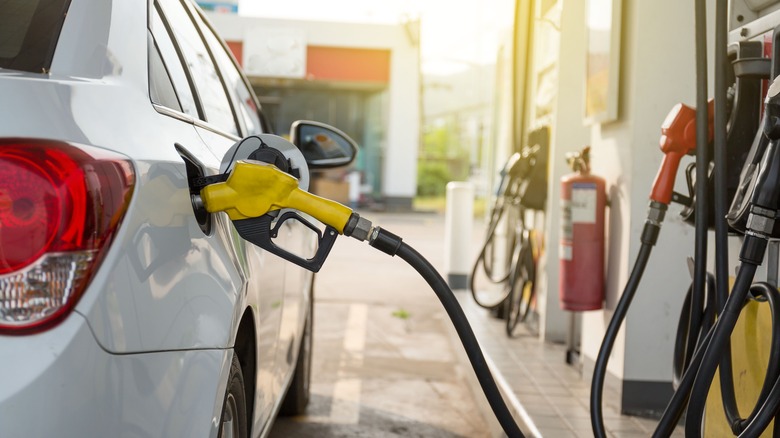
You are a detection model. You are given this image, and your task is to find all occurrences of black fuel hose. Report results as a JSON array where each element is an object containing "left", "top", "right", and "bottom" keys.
[
  {"left": 469, "top": 192, "right": 515, "bottom": 308},
  {"left": 743, "top": 379, "right": 780, "bottom": 438},
  {"left": 690, "top": 0, "right": 711, "bottom": 399},
  {"left": 681, "top": 272, "right": 780, "bottom": 437},
  {"left": 672, "top": 274, "right": 716, "bottom": 389},
  {"left": 588, "top": 199, "right": 665, "bottom": 438},
  {"left": 712, "top": 0, "right": 745, "bottom": 428},
  {"left": 685, "top": 258, "right": 760, "bottom": 437},
  {"left": 736, "top": 282, "right": 780, "bottom": 437},
  {"left": 589, "top": 232, "right": 655, "bottom": 438},
  {"left": 653, "top": 319, "right": 716, "bottom": 437},
  {"left": 368, "top": 227, "right": 524, "bottom": 438},
  {"left": 653, "top": 281, "right": 780, "bottom": 437}
]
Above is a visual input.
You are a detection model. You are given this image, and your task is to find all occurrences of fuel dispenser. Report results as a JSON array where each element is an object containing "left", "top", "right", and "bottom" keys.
[
  {"left": 588, "top": 1, "right": 780, "bottom": 436},
  {"left": 469, "top": 127, "right": 549, "bottom": 336}
]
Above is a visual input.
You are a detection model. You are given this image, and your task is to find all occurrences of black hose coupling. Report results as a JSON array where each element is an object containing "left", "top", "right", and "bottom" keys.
[
  {"left": 740, "top": 233, "right": 768, "bottom": 266},
  {"left": 641, "top": 201, "right": 668, "bottom": 246},
  {"left": 368, "top": 227, "right": 403, "bottom": 256},
  {"left": 741, "top": 205, "right": 773, "bottom": 267}
]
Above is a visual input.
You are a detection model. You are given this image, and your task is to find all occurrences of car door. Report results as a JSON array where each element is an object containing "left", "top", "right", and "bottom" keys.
[{"left": 151, "top": 0, "right": 287, "bottom": 429}]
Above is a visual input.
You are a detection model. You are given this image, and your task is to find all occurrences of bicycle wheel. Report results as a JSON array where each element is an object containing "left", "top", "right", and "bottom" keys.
[{"left": 506, "top": 242, "right": 536, "bottom": 337}]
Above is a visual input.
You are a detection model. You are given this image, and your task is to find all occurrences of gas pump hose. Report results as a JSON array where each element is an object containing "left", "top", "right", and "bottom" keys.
[
  {"left": 672, "top": 273, "right": 716, "bottom": 389},
  {"left": 651, "top": 279, "right": 780, "bottom": 437},
  {"left": 590, "top": 206, "right": 664, "bottom": 438},
  {"left": 710, "top": 0, "right": 745, "bottom": 429},
  {"left": 369, "top": 227, "right": 525, "bottom": 438},
  {"left": 734, "top": 282, "right": 780, "bottom": 437},
  {"left": 469, "top": 189, "right": 515, "bottom": 308},
  {"left": 200, "top": 161, "right": 526, "bottom": 438},
  {"left": 684, "top": 258, "right": 760, "bottom": 437},
  {"left": 651, "top": 278, "right": 780, "bottom": 437}
]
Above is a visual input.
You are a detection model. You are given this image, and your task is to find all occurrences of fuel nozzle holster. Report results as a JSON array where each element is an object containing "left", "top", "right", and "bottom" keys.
[
  {"left": 675, "top": 42, "right": 766, "bottom": 229},
  {"left": 503, "top": 127, "right": 549, "bottom": 211},
  {"left": 728, "top": 73, "right": 780, "bottom": 238}
]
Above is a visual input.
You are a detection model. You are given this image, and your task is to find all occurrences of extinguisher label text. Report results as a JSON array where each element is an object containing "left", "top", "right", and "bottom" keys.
[
  {"left": 561, "top": 200, "right": 573, "bottom": 241},
  {"left": 571, "top": 183, "right": 597, "bottom": 224},
  {"left": 560, "top": 243, "right": 573, "bottom": 261},
  {"left": 561, "top": 200, "right": 574, "bottom": 261}
]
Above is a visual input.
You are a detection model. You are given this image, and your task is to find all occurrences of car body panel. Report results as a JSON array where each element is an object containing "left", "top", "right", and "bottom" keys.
[
  {"left": 77, "top": 158, "right": 244, "bottom": 353},
  {"left": 0, "top": 313, "right": 230, "bottom": 438},
  {"left": 0, "top": 0, "right": 315, "bottom": 436},
  {"left": 0, "top": 70, "right": 242, "bottom": 352}
]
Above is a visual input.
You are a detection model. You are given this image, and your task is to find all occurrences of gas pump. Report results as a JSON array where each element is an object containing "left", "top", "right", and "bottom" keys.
[
  {"left": 589, "top": 1, "right": 780, "bottom": 436},
  {"left": 469, "top": 127, "right": 549, "bottom": 336},
  {"left": 672, "top": 4, "right": 780, "bottom": 436}
]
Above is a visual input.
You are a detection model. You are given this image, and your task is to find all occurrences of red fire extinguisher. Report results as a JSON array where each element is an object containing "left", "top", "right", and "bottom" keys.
[{"left": 560, "top": 146, "right": 607, "bottom": 311}]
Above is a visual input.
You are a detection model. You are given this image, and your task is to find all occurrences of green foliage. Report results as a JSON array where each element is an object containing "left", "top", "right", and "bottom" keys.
[
  {"left": 423, "top": 125, "right": 461, "bottom": 158},
  {"left": 417, "top": 161, "right": 451, "bottom": 197},
  {"left": 417, "top": 124, "right": 470, "bottom": 197},
  {"left": 391, "top": 308, "right": 411, "bottom": 320}
]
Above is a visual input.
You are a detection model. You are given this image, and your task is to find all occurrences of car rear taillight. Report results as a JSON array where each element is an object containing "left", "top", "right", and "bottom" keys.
[{"left": 0, "top": 139, "right": 135, "bottom": 335}]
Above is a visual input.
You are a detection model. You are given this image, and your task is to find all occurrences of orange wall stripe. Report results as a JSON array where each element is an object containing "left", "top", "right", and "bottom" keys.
[
  {"left": 226, "top": 41, "right": 243, "bottom": 67},
  {"left": 306, "top": 46, "right": 390, "bottom": 83}
]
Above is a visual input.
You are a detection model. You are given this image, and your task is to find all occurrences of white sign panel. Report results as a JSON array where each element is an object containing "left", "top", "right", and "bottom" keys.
[
  {"left": 243, "top": 28, "right": 306, "bottom": 78},
  {"left": 571, "top": 184, "right": 597, "bottom": 224}
]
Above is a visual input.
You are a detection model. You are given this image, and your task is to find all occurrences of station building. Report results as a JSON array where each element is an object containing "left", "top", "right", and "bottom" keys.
[{"left": 204, "top": 11, "right": 421, "bottom": 210}]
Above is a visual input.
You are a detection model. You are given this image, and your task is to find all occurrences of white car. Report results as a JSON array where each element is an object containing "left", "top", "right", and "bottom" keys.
[{"left": 0, "top": 1, "right": 355, "bottom": 437}]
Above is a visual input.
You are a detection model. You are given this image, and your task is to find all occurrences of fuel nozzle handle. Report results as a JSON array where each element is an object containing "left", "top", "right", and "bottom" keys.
[
  {"left": 743, "top": 77, "right": 780, "bottom": 239},
  {"left": 739, "top": 77, "right": 780, "bottom": 247},
  {"left": 200, "top": 160, "right": 372, "bottom": 240},
  {"left": 650, "top": 101, "right": 714, "bottom": 204},
  {"left": 753, "top": 76, "right": 780, "bottom": 211}
]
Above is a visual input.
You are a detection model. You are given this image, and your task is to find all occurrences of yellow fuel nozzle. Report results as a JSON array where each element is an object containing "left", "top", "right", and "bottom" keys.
[{"left": 200, "top": 160, "right": 354, "bottom": 234}]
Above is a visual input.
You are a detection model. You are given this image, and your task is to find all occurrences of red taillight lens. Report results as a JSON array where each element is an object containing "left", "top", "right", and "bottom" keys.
[{"left": 0, "top": 139, "right": 135, "bottom": 334}]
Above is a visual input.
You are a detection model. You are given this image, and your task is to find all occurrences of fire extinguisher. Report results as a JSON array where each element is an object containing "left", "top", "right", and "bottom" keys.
[{"left": 559, "top": 146, "right": 607, "bottom": 311}]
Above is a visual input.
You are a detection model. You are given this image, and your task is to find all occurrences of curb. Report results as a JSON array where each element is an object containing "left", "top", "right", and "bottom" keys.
[{"left": 443, "top": 312, "right": 542, "bottom": 438}]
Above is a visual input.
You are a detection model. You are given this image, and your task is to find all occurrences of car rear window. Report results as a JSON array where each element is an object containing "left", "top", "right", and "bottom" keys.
[{"left": 0, "top": 0, "right": 72, "bottom": 73}]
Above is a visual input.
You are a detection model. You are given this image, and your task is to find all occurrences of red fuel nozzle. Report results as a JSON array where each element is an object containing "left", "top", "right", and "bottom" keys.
[{"left": 650, "top": 100, "right": 714, "bottom": 204}]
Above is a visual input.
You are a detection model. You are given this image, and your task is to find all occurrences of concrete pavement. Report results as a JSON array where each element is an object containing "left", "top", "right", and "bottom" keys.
[
  {"left": 270, "top": 212, "right": 491, "bottom": 437},
  {"left": 269, "top": 210, "right": 685, "bottom": 437}
]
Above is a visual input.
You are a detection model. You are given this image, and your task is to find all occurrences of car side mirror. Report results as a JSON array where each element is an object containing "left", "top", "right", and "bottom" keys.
[{"left": 290, "top": 120, "right": 358, "bottom": 169}]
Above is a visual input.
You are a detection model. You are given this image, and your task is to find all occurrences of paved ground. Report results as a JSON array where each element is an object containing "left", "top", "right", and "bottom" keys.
[
  {"left": 456, "top": 295, "right": 684, "bottom": 437},
  {"left": 269, "top": 212, "right": 491, "bottom": 437},
  {"left": 269, "top": 210, "right": 684, "bottom": 437}
]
